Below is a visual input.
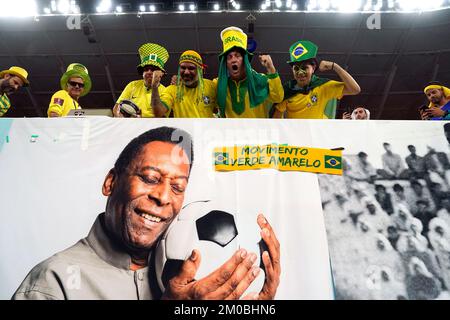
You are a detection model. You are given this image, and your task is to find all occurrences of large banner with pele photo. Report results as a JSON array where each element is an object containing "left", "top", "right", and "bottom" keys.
[
  {"left": 1, "top": 118, "right": 447, "bottom": 300},
  {"left": 0, "top": 118, "right": 335, "bottom": 300}
]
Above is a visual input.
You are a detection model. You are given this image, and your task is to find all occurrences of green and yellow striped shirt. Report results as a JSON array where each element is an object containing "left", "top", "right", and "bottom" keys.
[{"left": 0, "top": 94, "right": 11, "bottom": 117}]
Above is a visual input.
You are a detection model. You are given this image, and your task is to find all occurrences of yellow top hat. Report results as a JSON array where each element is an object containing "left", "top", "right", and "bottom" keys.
[
  {"left": 219, "top": 26, "right": 250, "bottom": 58},
  {"left": 179, "top": 50, "right": 204, "bottom": 69},
  {"left": 0, "top": 66, "right": 29, "bottom": 87}
]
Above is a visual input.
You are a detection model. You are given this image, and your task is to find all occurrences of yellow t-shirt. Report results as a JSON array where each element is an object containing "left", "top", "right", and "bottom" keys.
[
  {"left": 116, "top": 80, "right": 166, "bottom": 118},
  {"left": 276, "top": 80, "right": 344, "bottom": 119},
  {"left": 47, "top": 90, "right": 81, "bottom": 117},
  {"left": 160, "top": 79, "right": 217, "bottom": 118},
  {"left": 214, "top": 73, "right": 284, "bottom": 118}
]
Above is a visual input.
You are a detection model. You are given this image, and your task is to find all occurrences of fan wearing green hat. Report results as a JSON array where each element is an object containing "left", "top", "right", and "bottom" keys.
[
  {"left": 215, "top": 26, "right": 284, "bottom": 118},
  {"left": 0, "top": 66, "right": 30, "bottom": 117},
  {"left": 113, "top": 43, "right": 169, "bottom": 118},
  {"left": 272, "top": 40, "right": 360, "bottom": 119},
  {"left": 151, "top": 50, "right": 218, "bottom": 118},
  {"left": 48, "top": 63, "right": 91, "bottom": 117}
]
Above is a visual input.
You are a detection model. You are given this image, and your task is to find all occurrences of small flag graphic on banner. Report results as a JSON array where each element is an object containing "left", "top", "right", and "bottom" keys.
[
  {"left": 324, "top": 155, "right": 342, "bottom": 169},
  {"left": 214, "top": 152, "right": 229, "bottom": 165}
]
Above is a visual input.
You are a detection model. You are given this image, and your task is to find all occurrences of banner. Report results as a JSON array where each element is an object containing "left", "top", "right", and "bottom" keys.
[
  {"left": 2, "top": 118, "right": 448, "bottom": 300},
  {"left": 213, "top": 144, "right": 343, "bottom": 174},
  {"left": 0, "top": 118, "right": 333, "bottom": 300}
]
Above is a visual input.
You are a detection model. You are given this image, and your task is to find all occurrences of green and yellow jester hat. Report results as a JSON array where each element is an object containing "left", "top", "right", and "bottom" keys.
[
  {"left": 217, "top": 26, "right": 270, "bottom": 117},
  {"left": 176, "top": 50, "right": 206, "bottom": 102},
  {"left": 60, "top": 63, "right": 92, "bottom": 97},
  {"left": 137, "top": 43, "right": 169, "bottom": 74}
]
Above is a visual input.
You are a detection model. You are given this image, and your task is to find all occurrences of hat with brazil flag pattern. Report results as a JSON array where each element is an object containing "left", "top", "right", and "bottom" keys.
[{"left": 287, "top": 40, "right": 318, "bottom": 65}]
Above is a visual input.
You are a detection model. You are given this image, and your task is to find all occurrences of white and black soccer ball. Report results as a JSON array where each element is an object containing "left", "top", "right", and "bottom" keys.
[
  {"left": 119, "top": 99, "right": 141, "bottom": 117},
  {"left": 153, "top": 200, "right": 266, "bottom": 295}
]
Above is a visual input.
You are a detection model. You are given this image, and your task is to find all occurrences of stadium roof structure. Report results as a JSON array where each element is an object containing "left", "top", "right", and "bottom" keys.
[{"left": 1, "top": 4, "right": 449, "bottom": 119}]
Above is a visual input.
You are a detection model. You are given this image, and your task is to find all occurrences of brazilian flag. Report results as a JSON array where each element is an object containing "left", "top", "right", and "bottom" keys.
[
  {"left": 324, "top": 155, "right": 342, "bottom": 169},
  {"left": 214, "top": 152, "right": 229, "bottom": 165}
]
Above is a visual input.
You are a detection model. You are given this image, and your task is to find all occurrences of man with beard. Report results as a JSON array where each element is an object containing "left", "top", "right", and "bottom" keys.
[
  {"left": 342, "top": 106, "right": 370, "bottom": 120},
  {"left": 12, "top": 126, "right": 281, "bottom": 300},
  {"left": 151, "top": 50, "right": 217, "bottom": 118},
  {"left": 420, "top": 82, "right": 450, "bottom": 120},
  {"left": 47, "top": 63, "right": 91, "bottom": 117},
  {"left": 0, "top": 66, "right": 29, "bottom": 116},
  {"left": 113, "top": 43, "right": 168, "bottom": 118},
  {"left": 272, "top": 40, "right": 360, "bottom": 119},
  {"left": 215, "top": 26, "right": 284, "bottom": 118}
]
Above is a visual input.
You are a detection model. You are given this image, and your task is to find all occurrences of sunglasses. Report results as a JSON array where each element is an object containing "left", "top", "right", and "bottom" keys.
[{"left": 68, "top": 81, "right": 85, "bottom": 88}]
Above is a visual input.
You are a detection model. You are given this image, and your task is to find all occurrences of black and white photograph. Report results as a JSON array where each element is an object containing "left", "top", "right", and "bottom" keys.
[{"left": 316, "top": 121, "right": 450, "bottom": 299}]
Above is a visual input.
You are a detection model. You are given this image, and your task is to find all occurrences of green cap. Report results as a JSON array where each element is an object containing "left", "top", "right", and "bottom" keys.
[{"left": 287, "top": 40, "right": 318, "bottom": 65}]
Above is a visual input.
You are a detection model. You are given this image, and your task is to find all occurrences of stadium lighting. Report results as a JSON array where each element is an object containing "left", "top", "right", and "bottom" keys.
[
  {"left": 189, "top": 3, "right": 196, "bottom": 11},
  {"left": 397, "top": 0, "right": 422, "bottom": 11},
  {"left": 286, "top": 0, "right": 292, "bottom": 7},
  {"left": 43, "top": 7, "right": 51, "bottom": 14},
  {"left": 275, "top": 0, "right": 282, "bottom": 8},
  {"left": 291, "top": 2, "right": 298, "bottom": 10},
  {"left": 317, "top": 0, "right": 330, "bottom": 11},
  {"left": 213, "top": 3, "right": 220, "bottom": 10},
  {"left": 139, "top": 5, "right": 146, "bottom": 12},
  {"left": 307, "top": 0, "right": 316, "bottom": 10},
  {"left": 387, "top": 0, "right": 395, "bottom": 9},
  {"left": 57, "top": 0, "right": 70, "bottom": 14},
  {"left": 261, "top": 3, "right": 267, "bottom": 10},
  {"left": 96, "top": 0, "right": 112, "bottom": 13},
  {"left": 336, "top": 0, "right": 362, "bottom": 12},
  {"left": 0, "top": 0, "right": 38, "bottom": 17},
  {"left": 150, "top": 4, "right": 156, "bottom": 12},
  {"left": 115, "top": 5, "right": 123, "bottom": 13},
  {"left": 178, "top": 3, "right": 185, "bottom": 11},
  {"left": 234, "top": 2, "right": 241, "bottom": 10},
  {"left": 420, "top": 0, "right": 445, "bottom": 10}
]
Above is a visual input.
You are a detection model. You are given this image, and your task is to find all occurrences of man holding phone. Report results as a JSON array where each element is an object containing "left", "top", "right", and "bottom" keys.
[{"left": 420, "top": 81, "right": 450, "bottom": 120}]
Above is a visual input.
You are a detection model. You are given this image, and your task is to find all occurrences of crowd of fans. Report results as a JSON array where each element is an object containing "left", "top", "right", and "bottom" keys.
[
  {"left": 319, "top": 129, "right": 450, "bottom": 299},
  {"left": 1, "top": 26, "right": 449, "bottom": 120}
]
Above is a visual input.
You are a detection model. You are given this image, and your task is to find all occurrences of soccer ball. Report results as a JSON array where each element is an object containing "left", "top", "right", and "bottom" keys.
[
  {"left": 153, "top": 200, "right": 265, "bottom": 295},
  {"left": 119, "top": 99, "right": 141, "bottom": 117}
]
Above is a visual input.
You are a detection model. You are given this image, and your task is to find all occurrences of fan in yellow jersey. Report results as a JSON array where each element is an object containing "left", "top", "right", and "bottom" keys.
[
  {"left": 47, "top": 63, "right": 91, "bottom": 117},
  {"left": 215, "top": 26, "right": 284, "bottom": 118},
  {"left": 151, "top": 50, "right": 217, "bottom": 118},
  {"left": 113, "top": 43, "right": 169, "bottom": 118},
  {"left": 272, "top": 40, "right": 360, "bottom": 119},
  {"left": 0, "top": 66, "right": 29, "bottom": 117}
]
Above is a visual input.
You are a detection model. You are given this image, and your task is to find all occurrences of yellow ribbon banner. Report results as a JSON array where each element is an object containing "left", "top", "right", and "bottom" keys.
[{"left": 213, "top": 144, "right": 343, "bottom": 175}]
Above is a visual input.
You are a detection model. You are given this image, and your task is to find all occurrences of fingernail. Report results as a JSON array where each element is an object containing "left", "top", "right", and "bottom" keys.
[
  {"left": 240, "top": 249, "right": 247, "bottom": 259},
  {"left": 263, "top": 228, "right": 270, "bottom": 237},
  {"left": 249, "top": 253, "right": 257, "bottom": 263},
  {"left": 259, "top": 214, "right": 267, "bottom": 224},
  {"left": 252, "top": 267, "right": 260, "bottom": 277},
  {"left": 190, "top": 250, "right": 197, "bottom": 261}
]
